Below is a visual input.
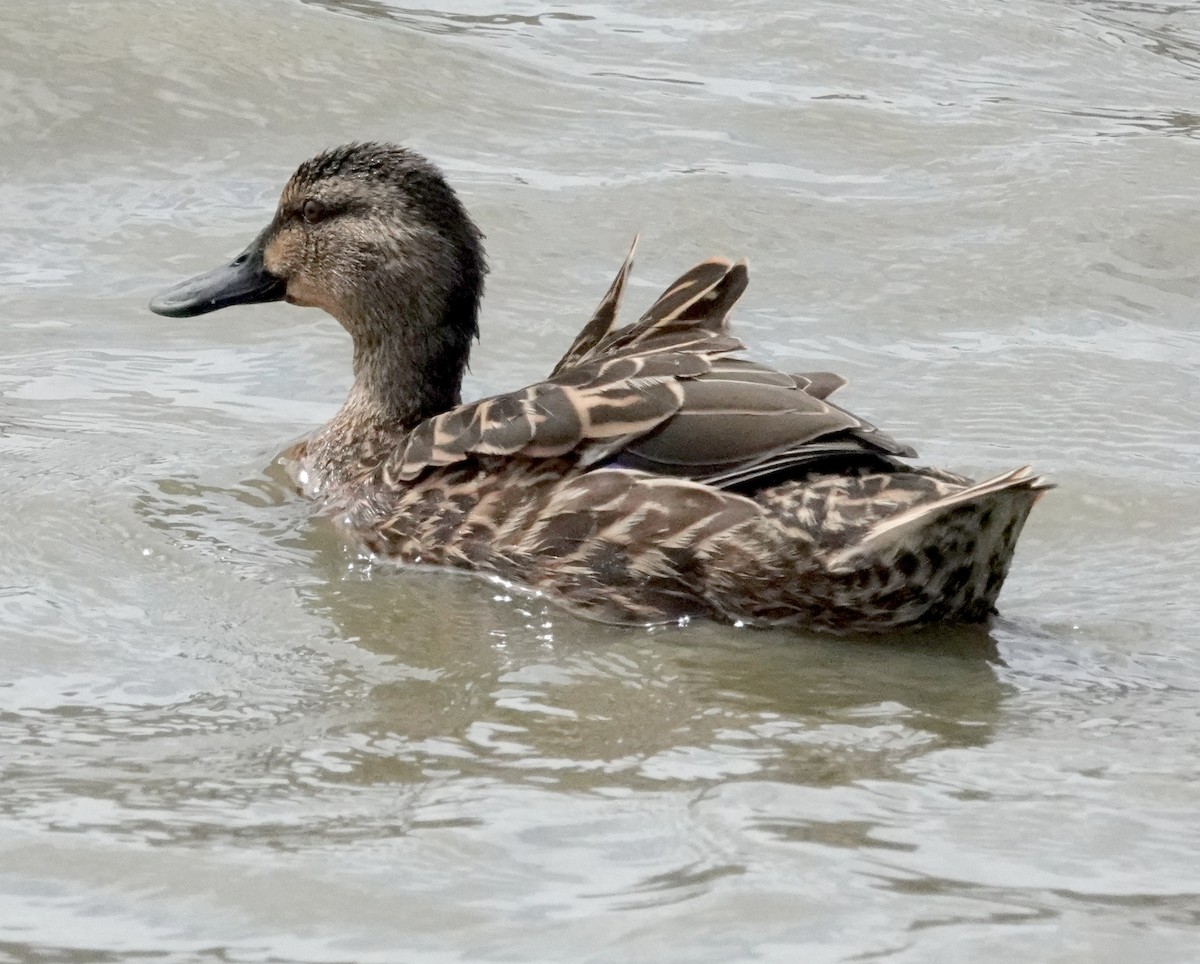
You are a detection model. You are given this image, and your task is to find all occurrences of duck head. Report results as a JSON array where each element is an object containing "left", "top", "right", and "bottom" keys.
[{"left": 150, "top": 142, "right": 487, "bottom": 428}]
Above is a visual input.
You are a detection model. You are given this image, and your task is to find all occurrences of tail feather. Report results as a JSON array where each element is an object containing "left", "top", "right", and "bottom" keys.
[
  {"left": 820, "top": 465, "right": 1050, "bottom": 625},
  {"left": 828, "top": 466, "right": 1050, "bottom": 571}
]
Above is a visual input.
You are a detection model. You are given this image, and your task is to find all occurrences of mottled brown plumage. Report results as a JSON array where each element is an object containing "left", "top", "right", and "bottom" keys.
[{"left": 150, "top": 142, "right": 1050, "bottom": 633}]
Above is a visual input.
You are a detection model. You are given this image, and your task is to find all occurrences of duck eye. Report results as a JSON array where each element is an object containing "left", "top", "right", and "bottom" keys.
[{"left": 301, "top": 199, "right": 327, "bottom": 224}]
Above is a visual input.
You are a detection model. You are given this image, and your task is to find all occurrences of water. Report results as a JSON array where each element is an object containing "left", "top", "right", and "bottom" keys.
[{"left": 1, "top": 0, "right": 1199, "bottom": 960}]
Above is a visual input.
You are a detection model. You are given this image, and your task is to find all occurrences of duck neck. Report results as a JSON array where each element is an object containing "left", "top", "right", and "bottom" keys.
[
  {"left": 308, "top": 286, "right": 478, "bottom": 486},
  {"left": 343, "top": 300, "right": 470, "bottom": 431}
]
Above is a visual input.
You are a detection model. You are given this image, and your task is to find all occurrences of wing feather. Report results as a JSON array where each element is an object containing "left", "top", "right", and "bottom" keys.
[
  {"left": 550, "top": 235, "right": 639, "bottom": 376},
  {"left": 793, "top": 371, "right": 848, "bottom": 400},
  {"left": 391, "top": 251, "right": 916, "bottom": 488},
  {"left": 613, "top": 374, "right": 914, "bottom": 483}
]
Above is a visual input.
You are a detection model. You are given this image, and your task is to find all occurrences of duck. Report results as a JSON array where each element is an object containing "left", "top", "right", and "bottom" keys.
[{"left": 150, "top": 142, "right": 1050, "bottom": 633}]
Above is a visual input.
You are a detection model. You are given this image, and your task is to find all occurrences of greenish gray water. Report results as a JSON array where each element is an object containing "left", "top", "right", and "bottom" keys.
[{"left": 1, "top": 0, "right": 1199, "bottom": 960}]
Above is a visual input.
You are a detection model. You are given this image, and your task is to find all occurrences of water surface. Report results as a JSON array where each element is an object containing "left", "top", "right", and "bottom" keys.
[{"left": 1, "top": 0, "right": 1199, "bottom": 960}]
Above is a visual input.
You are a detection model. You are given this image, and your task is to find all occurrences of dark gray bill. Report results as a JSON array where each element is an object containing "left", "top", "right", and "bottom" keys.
[{"left": 149, "top": 226, "right": 285, "bottom": 318}]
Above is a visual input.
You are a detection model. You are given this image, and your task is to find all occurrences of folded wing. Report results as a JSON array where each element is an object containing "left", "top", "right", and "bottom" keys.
[{"left": 390, "top": 249, "right": 915, "bottom": 487}]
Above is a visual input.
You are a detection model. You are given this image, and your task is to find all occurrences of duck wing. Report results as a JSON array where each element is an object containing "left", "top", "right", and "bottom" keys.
[
  {"left": 391, "top": 255, "right": 914, "bottom": 487},
  {"left": 550, "top": 235, "right": 639, "bottom": 376},
  {"left": 793, "top": 371, "right": 847, "bottom": 400},
  {"left": 613, "top": 354, "right": 913, "bottom": 487}
]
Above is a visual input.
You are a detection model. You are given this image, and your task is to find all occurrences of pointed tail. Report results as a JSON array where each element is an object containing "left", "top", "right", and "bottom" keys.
[{"left": 829, "top": 466, "right": 1052, "bottom": 623}]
